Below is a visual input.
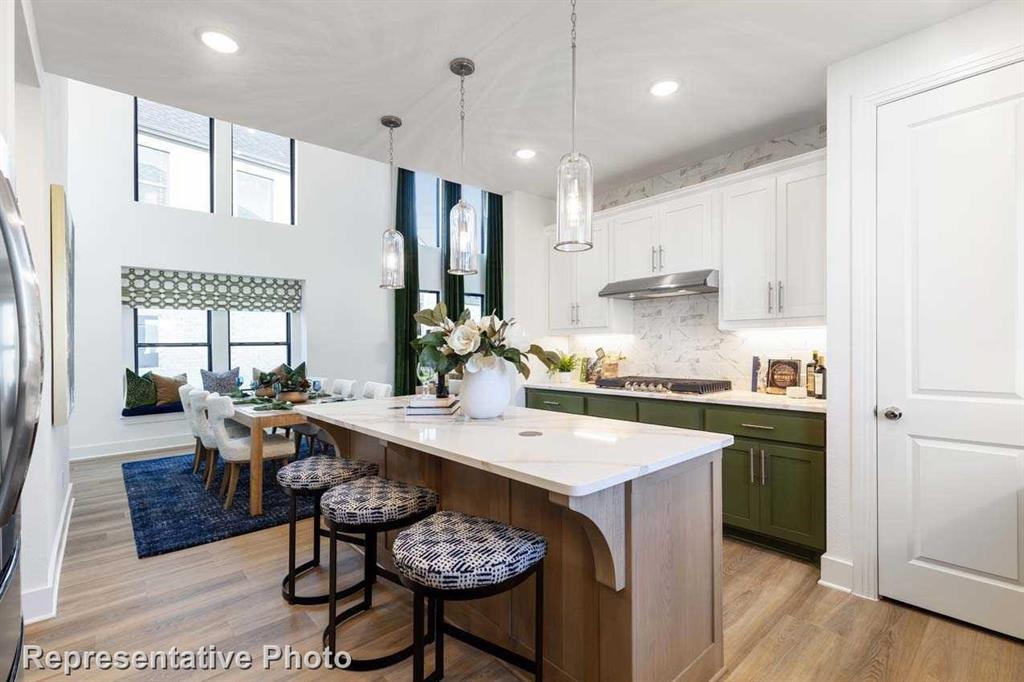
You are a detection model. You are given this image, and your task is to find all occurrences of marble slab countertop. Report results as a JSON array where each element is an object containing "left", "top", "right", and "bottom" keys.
[
  {"left": 296, "top": 397, "right": 733, "bottom": 497},
  {"left": 526, "top": 381, "right": 827, "bottom": 414}
]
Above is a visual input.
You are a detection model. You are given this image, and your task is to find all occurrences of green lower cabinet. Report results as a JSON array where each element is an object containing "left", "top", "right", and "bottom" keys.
[
  {"left": 525, "top": 390, "right": 585, "bottom": 415},
  {"left": 586, "top": 395, "right": 638, "bottom": 421},
  {"left": 757, "top": 443, "right": 825, "bottom": 550},
  {"left": 638, "top": 400, "right": 702, "bottom": 429},
  {"left": 722, "top": 439, "right": 760, "bottom": 532}
]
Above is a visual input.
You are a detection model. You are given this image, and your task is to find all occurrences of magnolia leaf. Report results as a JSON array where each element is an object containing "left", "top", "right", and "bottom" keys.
[
  {"left": 413, "top": 310, "right": 437, "bottom": 328},
  {"left": 436, "top": 301, "right": 448, "bottom": 321},
  {"left": 516, "top": 360, "right": 531, "bottom": 380},
  {"left": 419, "top": 331, "right": 445, "bottom": 348},
  {"left": 457, "top": 308, "right": 471, "bottom": 324},
  {"left": 420, "top": 346, "right": 444, "bottom": 369}
]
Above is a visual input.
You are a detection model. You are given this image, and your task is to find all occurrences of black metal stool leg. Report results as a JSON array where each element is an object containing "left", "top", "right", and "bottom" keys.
[
  {"left": 413, "top": 591, "right": 425, "bottom": 682},
  {"left": 287, "top": 490, "right": 297, "bottom": 602},
  {"left": 312, "top": 491, "right": 322, "bottom": 566},
  {"left": 535, "top": 561, "right": 544, "bottom": 681},
  {"left": 364, "top": 531, "right": 376, "bottom": 608},
  {"left": 282, "top": 490, "right": 361, "bottom": 606},
  {"left": 328, "top": 522, "right": 338, "bottom": 653},
  {"left": 435, "top": 598, "right": 445, "bottom": 679}
]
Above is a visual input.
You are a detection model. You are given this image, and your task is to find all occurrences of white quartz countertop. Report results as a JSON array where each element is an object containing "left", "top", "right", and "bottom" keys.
[
  {"left": 296, "top": 397, "right": 733, "bottom": 498},
  {"left": 526, "top": 381, "right": 827, "bottom": 414}
]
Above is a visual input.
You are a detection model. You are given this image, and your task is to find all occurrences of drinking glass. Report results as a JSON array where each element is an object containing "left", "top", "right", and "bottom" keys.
[{"left": 416, "top": 362, "right": 434, "bottom": 396}]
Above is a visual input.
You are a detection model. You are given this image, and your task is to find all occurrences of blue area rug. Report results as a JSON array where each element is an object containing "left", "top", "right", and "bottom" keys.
[{"left": 122, "top": 443, "right": 323, "bottom": 559}]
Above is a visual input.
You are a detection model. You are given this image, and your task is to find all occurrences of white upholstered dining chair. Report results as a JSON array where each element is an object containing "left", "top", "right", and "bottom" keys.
[
  {"left": 331, "top": 379, "right": 358, "bottom": 399},
  {"left": 361, "top": 381, "right": 393, "bottom": 399},
  {"left": 178, "top": 384, "right": 204, "bottom": 474},
  {"left": 206, "top": 395, "right": 295, "bottom": 510}
]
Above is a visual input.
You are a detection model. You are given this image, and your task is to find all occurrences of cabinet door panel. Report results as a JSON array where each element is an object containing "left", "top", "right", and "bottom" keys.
[
  {"left": 776, "top": 162, "right": 826, "bottom": 320},
  {"left": 547, "top": 232, "right": 575, "bottom": 331},
  {"left": 586, "top": 395, "right": 638, "bottom": 422},
  {"left": 637, "top": 400, "right": 702, "bottom": 429},
  {"left": 758, "top": 443, "right": 825, "bottom": 550},
  {"left": 721, "top": 177, "right": 776, "bottom": 322},
  {"left": 659, "top": 192, "right": 712, "bottom": 273},
  {"left": 722, "top": 439, "right": 760, "bottom": 531},
  {"left": 611, "top": 209, "right": 658, "bottom": 281},
  {"left": 575, "top": 221, "right": 610, "bottom": 329}
]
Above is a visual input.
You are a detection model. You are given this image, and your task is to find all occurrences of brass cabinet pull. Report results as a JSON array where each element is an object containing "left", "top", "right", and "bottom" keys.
[
  {"left": 741, "top": 423, "right": 775, "bottom": 430},
  {"left": 749, "top": 447, "right": 756, "bottom": 484},
  {"left": 760, "top": 449, "right": 767, "bottom": 485}
]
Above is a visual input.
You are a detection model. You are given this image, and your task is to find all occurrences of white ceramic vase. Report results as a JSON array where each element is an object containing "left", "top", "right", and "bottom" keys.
[{"left": 461, "top": 357, "right": 514, "bottom": 419}]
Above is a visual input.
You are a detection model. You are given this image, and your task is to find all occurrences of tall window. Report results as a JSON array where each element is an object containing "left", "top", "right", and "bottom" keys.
[
  {"left": 463, "top": 293, "right": 484, "bottom": 322},
  {"left": 134, "top": 308, "right": 211, "bottom": 386},
  {"left": 415, "top": 173, "right": 440, "bottom": 248},
  {"left": 228, "top": 310, "right": 291, "bottom": 373},
  {"left": 417, "top": 290, "right": 440, "bottom": 334},
  {"left": 232, "top": 125, "right": 294, "bottom": 224},
  {"left": 134, "top": 98, "right": 213, "bottom": 212}
]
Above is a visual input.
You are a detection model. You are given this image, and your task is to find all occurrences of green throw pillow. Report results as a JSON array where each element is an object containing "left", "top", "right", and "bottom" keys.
[{"left": 125, "top": 368, "right": 157, "bottom": 409}]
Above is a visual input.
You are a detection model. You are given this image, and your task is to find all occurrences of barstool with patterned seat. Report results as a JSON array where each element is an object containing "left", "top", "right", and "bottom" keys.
[
  {"left": 319, "top": 475, "right": 439, "bottom": 671},
  {"left": 393, "top": 510, "right": 547, "bottom": 682},
  {"left": 276, "top": 455, "right": 378, "bottom": 605}
]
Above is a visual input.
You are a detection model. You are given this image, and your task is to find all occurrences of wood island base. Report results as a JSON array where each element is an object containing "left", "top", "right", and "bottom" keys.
[{"left": 315, "top": 422, "right": 724, "bottom": 682}]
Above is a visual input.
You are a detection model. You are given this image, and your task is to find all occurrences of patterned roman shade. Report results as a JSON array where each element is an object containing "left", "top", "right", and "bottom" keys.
[{"left": 121, "top": 267, "right": 303, "bottom": 312}]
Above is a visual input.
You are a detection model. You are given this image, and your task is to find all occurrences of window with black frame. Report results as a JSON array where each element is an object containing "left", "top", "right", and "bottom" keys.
[
  {"left": 134, "top": 308, "right": 212, "bottom": 386},
  {"left": 134, "top": 98, "right": 213, "bottom": 212},
  {"left": 417, "top": 290, "right": 440, "bottom": 334},
  {"left": 414, "top": 173, "right": 441, "bottom": 248},
  {"left": 228, "top": 310, "right": 291, "bottom": 374},
  {"left": 463, "top": 293, "right": 484, "bottom": 322},
  {"left": 231, "top": 125, "right": 295, "bottom": 224}
]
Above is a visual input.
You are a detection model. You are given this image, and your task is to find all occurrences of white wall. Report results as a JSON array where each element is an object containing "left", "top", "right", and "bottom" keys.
[
  {"left": 67, "top": 80, "right": 393, "bottom": 459},
  {"left": 824, "top": 0, "right": 1023, "bottom": 595},
  {"left": 0, "top": 0, "right": 14, "bottom": 174}
]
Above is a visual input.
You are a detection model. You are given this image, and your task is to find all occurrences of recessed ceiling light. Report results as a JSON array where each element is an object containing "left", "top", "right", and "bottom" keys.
[
  {"left": 515, "top": 149, "right": 536, "bottom": 160},
  {"left": 649, "top": 80, "right": 679, "bottom": 97},
  {"left": 199, "top": 30, "right": 240, "bottom": 54}
]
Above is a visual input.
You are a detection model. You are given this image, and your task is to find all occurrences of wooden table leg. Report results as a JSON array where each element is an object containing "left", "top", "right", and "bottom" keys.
[{"left": 250, "top": 422, "right": 264, "bottom": 516}]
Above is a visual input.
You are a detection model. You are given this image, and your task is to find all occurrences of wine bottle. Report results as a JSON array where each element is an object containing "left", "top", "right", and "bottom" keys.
[
  {"left": 806, "top": 351, "right": 818, "bottom": 395},
  {"left": 814, "top": 354, "right": 826, "bottom": 399}
]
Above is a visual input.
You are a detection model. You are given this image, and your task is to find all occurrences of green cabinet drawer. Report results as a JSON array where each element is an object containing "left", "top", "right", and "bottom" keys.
[
  {"left": 722, "top": 438, "right": 760, "bottom": 532},
  {"left": 704, "top": 406, "right": 824, "bottom": 447},
  {"left": 758, "top": 443, "right": 825, "bottom": 550},
  {"left": 637, "top": 399, "right": 703, "bottom": 429},
  {"left": 526, "top": 390, "right": 585, "bottom": 415},
  {"left": 586, "top": 395, "right": 637, "bottom": 422}
]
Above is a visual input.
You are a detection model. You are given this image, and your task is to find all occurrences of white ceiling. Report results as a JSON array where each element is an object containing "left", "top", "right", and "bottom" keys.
[{"left": 31, "top": 0, "right": 983, "bottom": 197}]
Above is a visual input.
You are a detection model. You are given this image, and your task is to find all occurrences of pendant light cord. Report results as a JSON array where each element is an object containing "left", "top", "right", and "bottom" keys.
[
  {"left": 570, "top": 0, "right": 577, "bottom": 155},
  {"left": 459, "top": 74, "right": 467, "bottom": 169},
  {"left": 388, "top": 127, "right": 395, "bottom": 224}
]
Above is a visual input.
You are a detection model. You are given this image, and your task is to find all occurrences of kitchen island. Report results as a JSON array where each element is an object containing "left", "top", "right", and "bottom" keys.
[{"left": 297, "top": 397, "right": 733, "bottom": 682}]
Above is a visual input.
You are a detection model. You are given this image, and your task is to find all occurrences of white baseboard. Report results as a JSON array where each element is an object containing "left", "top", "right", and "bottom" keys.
[
  {"left": 23, "top": 484, "right": 74, "bottom": 624},
  {"left": 70, "top": 433, "right": 193, "bottom": 461},
  {"left": 818, "top": 553, "right": 853, "bottom": 593}
]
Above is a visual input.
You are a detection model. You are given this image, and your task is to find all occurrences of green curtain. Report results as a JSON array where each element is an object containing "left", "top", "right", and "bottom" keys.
[
  {"left": 440, "top": 180, "right": 464, "bottom": 317},
  {"left": 483, "top": 191, "right": 504, "bottom": 319},
  {"left": 393, "top": 167, "right": 419, "bottom": 396}
]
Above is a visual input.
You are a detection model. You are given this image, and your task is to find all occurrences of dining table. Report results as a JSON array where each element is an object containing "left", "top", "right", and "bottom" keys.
[{"left": 229, "top": 395, "right": 349, "bottom": 516}]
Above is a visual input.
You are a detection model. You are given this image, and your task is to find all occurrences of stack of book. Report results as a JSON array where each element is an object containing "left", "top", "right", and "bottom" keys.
[{"left": 405, "top": 395, "right": 460, "bottom": 416}]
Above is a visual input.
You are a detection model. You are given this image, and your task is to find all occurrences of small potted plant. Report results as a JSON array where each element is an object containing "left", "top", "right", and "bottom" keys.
[{"left": 550, "top": 352, "right": 578, "bottom": 384}]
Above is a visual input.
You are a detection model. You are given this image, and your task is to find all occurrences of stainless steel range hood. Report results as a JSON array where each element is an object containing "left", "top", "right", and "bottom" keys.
[{"left": 598, "top": 269, "right": 719, "bottom": 300}]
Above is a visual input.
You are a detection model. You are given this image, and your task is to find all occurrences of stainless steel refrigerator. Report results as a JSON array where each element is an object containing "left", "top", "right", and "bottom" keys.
[{"left": 0, "top": 147, "right": 45, "bottom": 680}]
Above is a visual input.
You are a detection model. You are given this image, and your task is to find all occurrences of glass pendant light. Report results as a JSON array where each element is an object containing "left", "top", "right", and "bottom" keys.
[
  {"left": 554, "top": 0, "right": 593, "bottom": 252},
  {"left": 448, "top": 57, "right": 479, "bottom": 275},
  {"left": 379, "top": 115, "right": 405, "bottom": 289}
]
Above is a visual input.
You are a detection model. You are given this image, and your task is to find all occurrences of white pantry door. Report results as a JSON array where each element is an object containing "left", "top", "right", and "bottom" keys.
[{"left": 876, "top": 62, "right": 1024, "bottom": 638}]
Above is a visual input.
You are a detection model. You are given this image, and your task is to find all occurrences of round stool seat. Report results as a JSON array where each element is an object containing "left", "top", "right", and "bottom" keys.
[
  {"left": 276, "top": 456, "right": 377, "bottom": 491},
  {"left": 393, "top": 511, "right": 547, "bottom": 591},
  {"left": 320, "top": 476, "right": 438, "bottom": 527}
]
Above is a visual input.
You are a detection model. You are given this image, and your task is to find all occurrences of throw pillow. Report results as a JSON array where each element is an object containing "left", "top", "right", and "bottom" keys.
[
  {"left": 151, "top": 373, "right": 187, "bottom": 405},
  {"left": 124, "top": 368, "right": 157, "bottom": 409},
  {"left": 201, "top": 367, "right": 239, "bottom": 394}
]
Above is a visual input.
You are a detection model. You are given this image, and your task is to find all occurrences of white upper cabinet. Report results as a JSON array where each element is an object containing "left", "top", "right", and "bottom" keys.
[
  {"left": 721, "top": 176, "right": 776, "bottom": 322},
  {"left": 659, "top": 191, "right": 716, "bottom": 273},
  {"left": 719, "top": 155, "right": 826, "bottom": 328},
  {"left": 775, "top": 162, "right": 826, "bottom": 320},
  {"left": 610, "top": 192, "right": 716, "bottom": 280},
  {"left": 611, "top": 209, "right": 658, "bottom": 281},
  {"left": 547, "top": 219, "right": 631, "bottom": 334}
]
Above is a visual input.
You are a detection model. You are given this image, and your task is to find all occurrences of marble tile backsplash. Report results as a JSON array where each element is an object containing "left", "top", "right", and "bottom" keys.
[
  {"left": 594, "top": 123, "right": 826, "bottom": 211},
  {"left": 568, "top": 295, "right": 825, "bottom": 391}
]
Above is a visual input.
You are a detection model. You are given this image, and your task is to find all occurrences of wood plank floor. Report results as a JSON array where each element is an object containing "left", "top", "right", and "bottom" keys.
[{"left": 24, "top": 452, "right": 1024, "bottom": 681}]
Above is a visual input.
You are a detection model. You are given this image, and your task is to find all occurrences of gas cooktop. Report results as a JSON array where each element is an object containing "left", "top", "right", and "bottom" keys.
[{"left": 595, "top": 376, "right": 732, "bottom": 395}]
